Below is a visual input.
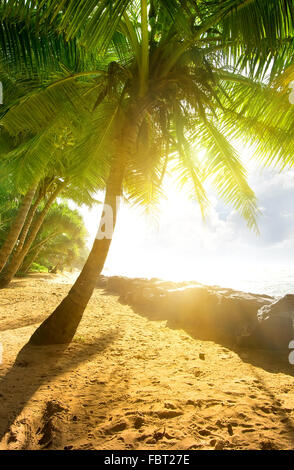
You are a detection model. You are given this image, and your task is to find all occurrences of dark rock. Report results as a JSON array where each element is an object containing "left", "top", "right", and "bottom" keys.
[
  {"left": 258, "top": 294, "right": 294, "bottom": 321},
  {"left": 107, "top": 276, "right": 132, "bottom": 294},
  {"left": 161, "top": 285, "right": 272, "bottom": 342},
  {"left": 253, "top": 295, "right": 294, "bottom": 349},
  {"left": 96, "top": 275, "right": 108, "bottom": 288},
  {"left": 101, "top": 275, "right": 288, "bottom": 349}
]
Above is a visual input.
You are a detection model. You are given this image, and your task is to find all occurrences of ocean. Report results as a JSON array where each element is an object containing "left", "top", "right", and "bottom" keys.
[{"left": 103, "top": 264, "right": 294, "bottom": 298}]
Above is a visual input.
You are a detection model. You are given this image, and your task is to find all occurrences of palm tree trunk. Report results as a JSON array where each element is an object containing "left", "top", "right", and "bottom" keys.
[
  {"left": 0, "top": 183, "right": 64, "bottom": 287},
  {"left": 21, "top": 245, "right": 43, "bottom": 273},
  {"left": 9, "top": 190, "right": 43, "bottom": 267},
  {"left": 27, "top": 113, "right": 141, "bottom": 346},
  {"left": 28, "top": 155, "right": 126, "bottom": 345},
  {"left": 0, "top": 184, "right": 37, "bottom": 273},
  {"left": 27, "top": 115, "right": 140, "bottom": 346}
]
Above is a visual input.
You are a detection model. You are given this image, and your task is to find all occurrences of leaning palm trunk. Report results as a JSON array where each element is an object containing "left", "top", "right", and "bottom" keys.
[
  {"left": 29, "top": 155, "right": 126, "bottom": 345},
  {"left": 0, "top": 184, "right": 37, "bottom": 272},
  {"left": 28, "top": 118, "right": 138, "bottom": 345},
  {"left": 21, "top": 245, "right": 43, "bottom": 273},
  {"left": 8, "top": 190, "right": 43, "bottom": 268},
  {"left": 0, "top": 183, "right": 64, "bottom": 287}
]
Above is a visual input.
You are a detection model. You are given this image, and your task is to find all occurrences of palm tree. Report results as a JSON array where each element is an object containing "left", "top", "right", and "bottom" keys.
[
  {"left": 0, "top": 109, "right": 106, "bottom": 285},
  {"left": 0, "top": 176, "right": 64, "bottom": 276},
  {"left": 0, "top": 161, "right": 103, "bottom": 286},
  {"left": 0, "top": 9, "right": 107, "bottom": 274},
  {"left": 0, "top": 178, "right": 67, "bottom": 286},
  {"left": 20, "top": 202, "right": 88, "bottom": 274},
  {"left": 1, "top": 0, "right": 294, "bottom": 344},
  {"left": 0, "top": 183, "right": 38, "bottom": 271}
]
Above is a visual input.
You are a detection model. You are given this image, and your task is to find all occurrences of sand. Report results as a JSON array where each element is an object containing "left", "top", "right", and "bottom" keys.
[{"left": 0, "top": 274, "right": 294, "bottom": 450}]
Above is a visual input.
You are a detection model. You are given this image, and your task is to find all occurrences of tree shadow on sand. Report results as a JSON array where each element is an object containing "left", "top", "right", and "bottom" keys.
[
  {"left": 249, "top": 367, "right": 294, "bottom": 448},
  {"left": 0, "top": 317, "right": 51, "bottom": 333},
  {"left": 0, "top": 329, "right": 119, "bottom": 447},
  {"left": 0, "top": 280, "right": 29, "bottom": 290}
]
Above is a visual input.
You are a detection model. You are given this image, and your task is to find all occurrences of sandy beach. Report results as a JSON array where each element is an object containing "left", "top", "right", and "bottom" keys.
[{"left": 0, "top": 274, "right": 294, "bottom": 450}]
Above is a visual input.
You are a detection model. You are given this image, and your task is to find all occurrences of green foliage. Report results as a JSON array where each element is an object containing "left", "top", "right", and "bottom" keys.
[
  {"left": 1, "top": 0, "right": 294, "bottom": 234},
  {"left": 0, "top": 176, "right": 21, "bottom": 241},
  {"left": 29, "top": 262, "right": 48, "bottom": 273},
  {"left": 21, "top": 202, "right": 89, "bottom": 273},
  {"left": 0, "top": 173, "right": 89, "bottom": 274}
]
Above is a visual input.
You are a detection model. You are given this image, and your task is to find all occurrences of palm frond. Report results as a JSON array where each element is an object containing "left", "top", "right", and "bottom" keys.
[{"left": 195, "top": 119, "right": 259, "bottom": 231}]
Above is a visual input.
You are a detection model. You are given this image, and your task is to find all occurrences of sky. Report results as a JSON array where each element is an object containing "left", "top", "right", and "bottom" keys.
[{"left": 76, "top": 151, "right": 294, "bottom": 296}]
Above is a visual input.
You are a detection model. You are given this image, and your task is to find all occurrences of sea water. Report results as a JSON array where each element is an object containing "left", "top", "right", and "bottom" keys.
[{"left": 103, "top": 264, "right": 294, "bottom": 298}]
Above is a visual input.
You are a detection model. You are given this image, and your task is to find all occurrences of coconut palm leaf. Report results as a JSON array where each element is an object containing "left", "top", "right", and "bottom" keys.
[{"left": 2, "top": 0, "right": 294, "bottom": 234}]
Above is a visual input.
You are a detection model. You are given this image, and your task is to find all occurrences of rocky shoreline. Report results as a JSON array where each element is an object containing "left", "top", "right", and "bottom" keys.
[{"left": 97, "top": 276, "right": 294, "bottom": 350}]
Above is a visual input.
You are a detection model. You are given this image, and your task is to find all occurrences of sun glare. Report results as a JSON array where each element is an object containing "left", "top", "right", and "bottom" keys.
[
  {"left": 77, "top": 154, "right": 294, "bottom": 299},
  {"left": 79, "top": 176, "right": 238, "bottom": 285}
]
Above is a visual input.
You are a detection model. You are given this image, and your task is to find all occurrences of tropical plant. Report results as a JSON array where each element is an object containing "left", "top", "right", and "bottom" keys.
[
  {"left": 0, "top": 109, "right": 105, "bottom": 284},
  {"left": 0, "top": 181, "right": 38, "bottom": 272},
  {"left": 0, "top": 164, "right": 102, "bottom": 286},
  {"left": 1, "top": 0, "right": 294, "bottom": 344},
  {"left": 0, "top": 16, "right": 108, "bottom": 277},
  {"left": 20, "top": 202, "right": 88, "bottom": 274},
  {"left": 0, "top": 175, "right": 23, "bottom": 238}
]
